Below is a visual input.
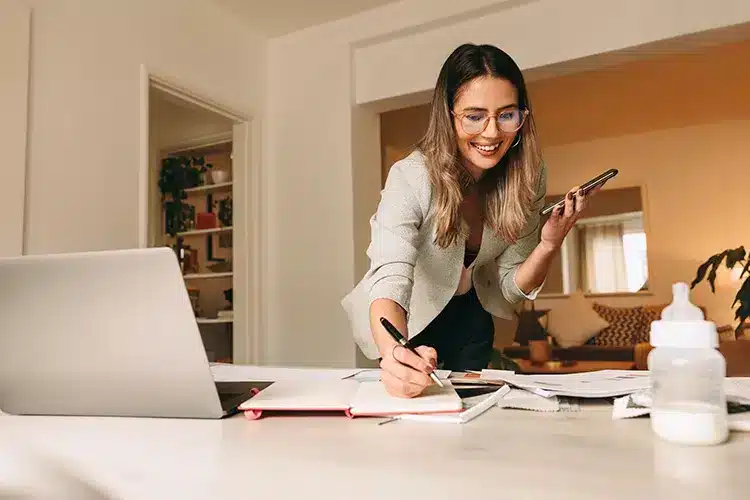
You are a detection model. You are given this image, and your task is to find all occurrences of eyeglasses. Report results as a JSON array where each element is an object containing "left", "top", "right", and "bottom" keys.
[{"left": 453, "top": 108, "right": 529, "bottom": 136}]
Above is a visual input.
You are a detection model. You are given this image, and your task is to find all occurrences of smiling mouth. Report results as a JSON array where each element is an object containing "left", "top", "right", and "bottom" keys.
[{"left": 471, "top": 142, "right": 501, "bottom": 154}]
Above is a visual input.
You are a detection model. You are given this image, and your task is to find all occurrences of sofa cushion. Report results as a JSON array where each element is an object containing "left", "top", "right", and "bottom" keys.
[
  {"left": 639, "top": 307, "right": 661, "bottom": 343},
  {"left": 546, "top": 290, "right": 610, "bottom": 348},
  {"left": 589, "top": 303, "right": 646, "bottom": 346},
  {"left": 503, "top": 345, "right": 635, "bottom": 362}
]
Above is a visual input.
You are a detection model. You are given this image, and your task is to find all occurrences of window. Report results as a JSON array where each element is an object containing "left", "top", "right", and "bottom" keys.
[{"left": 561, "top": 212, "right": 649, "bottom": 294}]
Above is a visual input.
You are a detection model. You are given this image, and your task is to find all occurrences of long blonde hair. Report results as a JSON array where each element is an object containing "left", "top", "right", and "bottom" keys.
[{"left": 416, "top": 43, "right": 543, "bottom": 248}]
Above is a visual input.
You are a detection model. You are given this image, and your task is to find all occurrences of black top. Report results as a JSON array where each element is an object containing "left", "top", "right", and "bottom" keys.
[{"left": 464, "top": 247, "right": 479, "bottom": 268}]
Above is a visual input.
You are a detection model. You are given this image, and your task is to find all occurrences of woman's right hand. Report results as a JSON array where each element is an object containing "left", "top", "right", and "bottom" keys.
[{"left": 379, "top": 344, "right": 438, "bottom": 398}]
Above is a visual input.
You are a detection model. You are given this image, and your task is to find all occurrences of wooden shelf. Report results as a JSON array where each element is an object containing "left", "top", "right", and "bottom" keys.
[
  {"left": 197, "top": 317, "right": 234, "bottom": 324},
  {"left": 176, "top": 226, "right": 232, "bottom": 237},
  {"left": 184, "top": 181, "right": 233, "bottom": 195},
  {"left": 183, "top": 272, "right": 233, "bottom": 280}
]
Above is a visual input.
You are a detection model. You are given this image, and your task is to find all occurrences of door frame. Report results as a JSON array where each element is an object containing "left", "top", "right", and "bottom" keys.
[{"left": 138, "top": 65, "right": 262, "bottom": 365}]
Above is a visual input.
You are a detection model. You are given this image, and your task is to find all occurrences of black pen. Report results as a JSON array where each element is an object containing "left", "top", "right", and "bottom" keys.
[{"left": 379, "top": 317, "right": 444, "bottom": 388}]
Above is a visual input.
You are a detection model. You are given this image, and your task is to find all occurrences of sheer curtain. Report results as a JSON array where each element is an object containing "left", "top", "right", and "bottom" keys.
[{"left": 579, "top": 222, "right": 628, "bottom": 293}]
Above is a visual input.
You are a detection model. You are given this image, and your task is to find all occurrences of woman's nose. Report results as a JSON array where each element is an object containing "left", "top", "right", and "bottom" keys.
[{"left": 482, "top": 117, "right": 501, "bottom": 138}]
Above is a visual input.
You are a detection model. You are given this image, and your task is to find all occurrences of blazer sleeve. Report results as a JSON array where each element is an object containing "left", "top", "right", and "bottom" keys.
[
  {"left": 364, "top": 160, "right": 425, "bottom": 315},
  {"left": 496, "top": 163, "right": 547, "bottom": 304}
]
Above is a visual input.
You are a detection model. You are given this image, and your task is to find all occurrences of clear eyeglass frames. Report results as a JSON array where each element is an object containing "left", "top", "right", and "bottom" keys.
[{"left": 453, "top": 108, "right": 529, "bottom": 135}]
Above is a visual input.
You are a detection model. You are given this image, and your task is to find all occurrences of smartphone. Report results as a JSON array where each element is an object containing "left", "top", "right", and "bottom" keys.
[{"left": 540, "top": 168, "right": 618, "bottom": 216}]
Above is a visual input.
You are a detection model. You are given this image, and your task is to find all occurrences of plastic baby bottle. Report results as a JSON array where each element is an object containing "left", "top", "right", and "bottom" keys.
[{"left": 647, "top": 282, "right": 728, "bottom": 445}]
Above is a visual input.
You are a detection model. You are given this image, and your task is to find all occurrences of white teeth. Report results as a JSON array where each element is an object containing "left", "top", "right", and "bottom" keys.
[{"left": 472, "top": 143, "right": 500, "bottom": 152}]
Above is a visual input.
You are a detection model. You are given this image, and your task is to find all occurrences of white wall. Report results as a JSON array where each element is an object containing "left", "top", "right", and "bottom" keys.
[
  {"left": 0, "top": 0, "right": 31, "bottom": 257},
  {"left": 23, "top": 0, "right": 265, "bottom": 255},
  {"left": 262, "top": 0, "right": 750, "bottom": 367}
]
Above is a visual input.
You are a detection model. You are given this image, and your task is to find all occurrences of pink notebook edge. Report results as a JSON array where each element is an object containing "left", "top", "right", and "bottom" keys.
[{"left": 238, "top": 383, "right": 464, "bottom": 420}]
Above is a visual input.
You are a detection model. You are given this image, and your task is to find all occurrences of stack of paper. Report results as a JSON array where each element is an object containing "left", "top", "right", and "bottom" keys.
[
  {"left": 613, "top": 377, "right": 750, "bottom": 421},
  {"left": 480, "top": 369, "right": 651, "bottom": 398}
]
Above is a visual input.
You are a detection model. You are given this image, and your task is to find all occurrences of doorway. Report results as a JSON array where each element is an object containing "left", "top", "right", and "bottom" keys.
[{"left": 138, "top": 68, "right": 260, "bottom": 365}]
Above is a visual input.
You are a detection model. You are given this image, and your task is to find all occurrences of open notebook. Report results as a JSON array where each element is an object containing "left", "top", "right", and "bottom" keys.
[{"left": 238, "top": 379, "right": 463, "bottom": 419}]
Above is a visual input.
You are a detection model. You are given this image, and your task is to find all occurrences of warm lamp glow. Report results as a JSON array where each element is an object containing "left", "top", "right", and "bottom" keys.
[{"left": 730, "top": 264, "right": 744, "bottom": 283}]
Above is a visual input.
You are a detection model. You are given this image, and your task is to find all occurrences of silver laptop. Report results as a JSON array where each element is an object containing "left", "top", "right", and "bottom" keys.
[{"left": 0, "top": 247, "right": 265, "bottom": 419}]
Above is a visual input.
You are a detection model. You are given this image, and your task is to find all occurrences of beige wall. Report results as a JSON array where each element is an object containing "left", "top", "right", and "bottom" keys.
[
  {"left": 22, "top": 0, "right": 265, "bottom": 255},
  {"left": 379, "top": 38, "right": 750, "bottom": 335},
  {"left": 262, "top": 0, "right": 750, "bottom": 367},
  {"left": 534, "top": 38, "right": 750, "bottom": 329},
  {"left": 0, "top": 0, "right": 30, "bottom": 258}
]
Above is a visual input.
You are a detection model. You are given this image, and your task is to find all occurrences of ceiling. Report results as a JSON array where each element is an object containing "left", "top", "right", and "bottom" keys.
[{"left": 211, "top": 0, "right": 403, "bottom": 37}]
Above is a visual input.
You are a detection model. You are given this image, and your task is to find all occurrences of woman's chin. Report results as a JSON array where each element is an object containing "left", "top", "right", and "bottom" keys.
[{"left": 468, "top": 152, "right": 502, "bottom": 172}]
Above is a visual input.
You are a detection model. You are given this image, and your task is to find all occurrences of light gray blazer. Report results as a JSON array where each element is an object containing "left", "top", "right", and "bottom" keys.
[{"left": 341, "top": 150, "right": 547, "bottom": 360}]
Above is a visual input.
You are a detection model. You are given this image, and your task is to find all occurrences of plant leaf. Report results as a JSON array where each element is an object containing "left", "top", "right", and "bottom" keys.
[
  {"left": 741, "top": 258, "right": 750, "bottom": 281},
  {"left": 692, "top": 253, "right": 722, "bottom": 289},
  {"left": 726, "top": 246, "right": 746, "bottom": 269},
  {"left": 732, "top": 275, "right": 750, "bottom": 309},
  {"left": 706, "top": 253, "right": 727, "bottom": 293}
]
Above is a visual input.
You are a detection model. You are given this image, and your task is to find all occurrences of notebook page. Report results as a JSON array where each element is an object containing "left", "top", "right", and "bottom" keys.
[
  {"left": 347, "top": 368, "right": 451, "bottom": 382},
  {"left": 398, "top": 385, "right": 511, "bottom": 423},
  {"left": 238, "top": 379, "right": 359, "bottom": 411},
  {"left": 210, "top": 363, "right": 359, "bottom": 382},
  {"left": 348, "top": 380, "right": 462, "bottom": 416}
]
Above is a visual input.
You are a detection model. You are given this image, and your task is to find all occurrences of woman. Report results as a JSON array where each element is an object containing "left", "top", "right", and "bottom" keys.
[{"left": 341, "top": 43, "right": 592, "bottom": 398}]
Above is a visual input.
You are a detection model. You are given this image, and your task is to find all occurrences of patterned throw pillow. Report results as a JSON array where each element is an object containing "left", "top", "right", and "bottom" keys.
[
  {"left": 588, "top": 304, "right": 646, "bottom": 346},
  {"left": 638, "top": 308, "right": 662, "bottom": 344}
]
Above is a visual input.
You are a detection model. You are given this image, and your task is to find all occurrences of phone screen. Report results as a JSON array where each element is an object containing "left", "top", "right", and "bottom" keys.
[{"left": 540, "top": 168, "right": 618, "bottom": 216}]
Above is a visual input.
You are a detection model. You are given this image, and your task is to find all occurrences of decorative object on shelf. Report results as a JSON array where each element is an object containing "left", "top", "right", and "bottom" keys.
[
  {"left": 691, "top": 245, "right": 749, "bottom": 339},
  {"left": 217, "top": 197, "right": 232, "bottom": 227},
  {"left": 172, "top": 243, "right": 198, "bottom": 274},
  {"left": 159, "top": 156, "right": 212, "bottom": 236},
  {"left": 211, "top": 167, "right": 231, "bottom": 185},
  {"left": 223, "top": 288, "right": 233, "bottom": 309},
  {"left": 207, "top": 260, "right": 232, "bottom": 273},
  {"left": 196, "top": 212, "right": 217, "bottom": 230},
  {"left": 218, "top": 232, "right": 232, "bottom": 248},
  {"left": 187, "top": 288, "right": 202, "bottom": 317},
  {"left": 513, "top": 300, "right": 549, "bottom": 346},
  {"left": 164, "top": 201, "right": 195, "bottom": 235}
]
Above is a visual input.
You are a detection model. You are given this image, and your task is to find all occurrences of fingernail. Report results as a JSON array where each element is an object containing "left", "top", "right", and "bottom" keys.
[
  {"left": 567, "top": 192, "right": 573, "bottom": 200},
  {"left": 578, "top": 189, "right": 583, "bottom": 196}
]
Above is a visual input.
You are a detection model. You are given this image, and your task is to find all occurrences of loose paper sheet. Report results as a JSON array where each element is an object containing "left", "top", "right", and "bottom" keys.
[
  {"left": 481, "top": 369, "right": 650, "bottom": 398},
  {"left": 612, "top": 378, "right": 750, "bottom": 422},
  {"left": 395, "top": 385, "right": 511, "bottom": 424},
  {"left": 346, "top": 368, "right": 451, "bottom": 382}
]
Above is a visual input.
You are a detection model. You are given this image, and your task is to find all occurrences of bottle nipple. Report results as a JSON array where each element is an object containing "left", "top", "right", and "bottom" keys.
[{"left": 661, "top": 282, "right": 704, "bottom": 321}]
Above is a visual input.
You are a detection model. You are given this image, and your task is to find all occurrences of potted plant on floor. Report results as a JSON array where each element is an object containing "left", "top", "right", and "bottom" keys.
[{"left": 691, "top": 245, "right": 750, "bottom": 339}]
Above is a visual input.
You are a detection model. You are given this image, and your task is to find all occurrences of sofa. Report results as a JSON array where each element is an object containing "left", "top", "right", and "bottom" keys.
[
  {"left": 501, "top": 302, "right": 692, "bottom": 364},
  {"left": 500, "top": 299, "right": 750, "bottom": 375}
]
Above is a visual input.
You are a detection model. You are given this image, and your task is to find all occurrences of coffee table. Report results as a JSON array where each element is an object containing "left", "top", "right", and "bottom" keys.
[{"left": 512, "top": 359, "right": 636, "bottom": 374}]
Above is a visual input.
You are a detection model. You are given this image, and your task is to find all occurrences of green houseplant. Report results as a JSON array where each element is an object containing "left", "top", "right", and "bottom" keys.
[
  {"left": 691, "top": 245, "right": 750, "bottom": 338},
  {"left": 158, "top": 156, "right": 212, "bottom": 236}
]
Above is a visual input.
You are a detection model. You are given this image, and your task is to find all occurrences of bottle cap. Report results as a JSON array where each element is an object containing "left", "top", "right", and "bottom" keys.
[
  {"left": 660, "top": 282, "right": 704, "bottom": 321},
  {"left": 649, "top": 282, "right": 718, "bottom": 348},
  {"left": 650, "top": 320, "right": 718, "bottom": 348}
]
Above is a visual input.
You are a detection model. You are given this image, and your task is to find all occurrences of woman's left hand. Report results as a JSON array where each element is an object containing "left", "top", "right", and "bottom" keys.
[{"left": 540, "top": 185, "right": 598, "bottom": 252}]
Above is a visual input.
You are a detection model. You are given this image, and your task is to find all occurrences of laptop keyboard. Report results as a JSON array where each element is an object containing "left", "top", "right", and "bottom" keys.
[{"left": 214, "top": 381, "right": 271, "bottom": 412}]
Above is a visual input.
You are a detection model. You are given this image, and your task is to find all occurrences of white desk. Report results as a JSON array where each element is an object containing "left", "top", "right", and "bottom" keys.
[{"left": 1, "top": 406, "right": 748, "bottom": 499}]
